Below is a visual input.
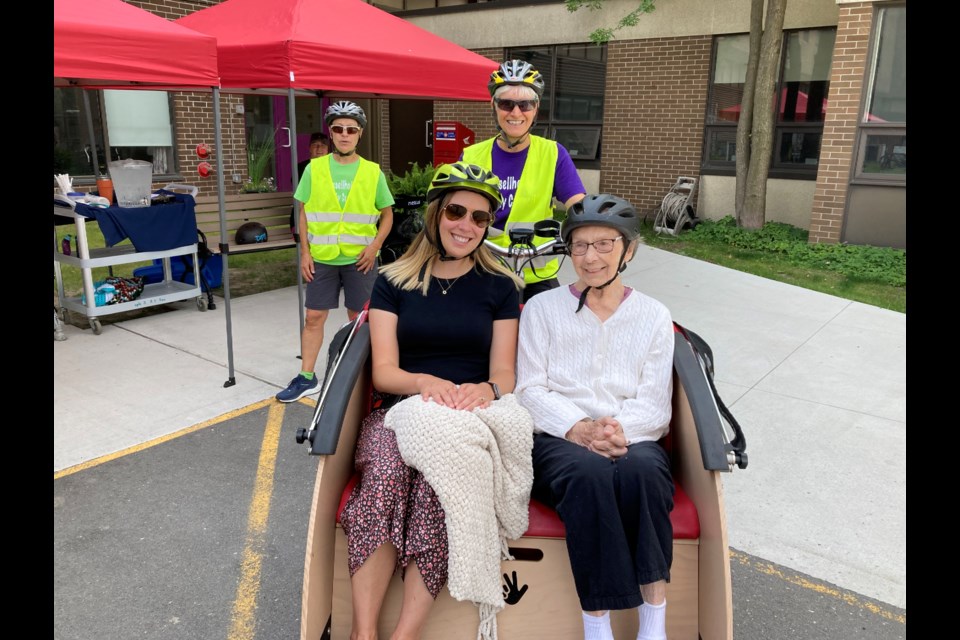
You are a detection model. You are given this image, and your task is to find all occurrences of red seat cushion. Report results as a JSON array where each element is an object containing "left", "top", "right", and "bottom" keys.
[{"left": 336, "top": 472, "right": 699, "bottom": 540}]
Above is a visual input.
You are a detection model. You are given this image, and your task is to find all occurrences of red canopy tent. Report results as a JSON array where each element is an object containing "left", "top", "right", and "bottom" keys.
[
  {"left": 54, "top": 0, "right": 219, "bottom": 88},
  {"left": 176, "top": 0, "right": 494, "bottom": 100}
]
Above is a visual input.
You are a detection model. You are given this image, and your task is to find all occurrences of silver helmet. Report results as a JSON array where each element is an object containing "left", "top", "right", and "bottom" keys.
[{"left": 324, "top": 101, "right": 367, "bottom": 128}]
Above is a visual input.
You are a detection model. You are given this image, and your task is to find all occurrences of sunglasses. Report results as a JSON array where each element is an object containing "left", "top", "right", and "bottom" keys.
[
  {"left": 330, "top": 125, "right": 361, "bottom": 135},
  {"left": 495, "top": 99, "right": 538, "bottom": 113},
  {"left": 441, "top": 203, "right": 495, "bottom": 228}
]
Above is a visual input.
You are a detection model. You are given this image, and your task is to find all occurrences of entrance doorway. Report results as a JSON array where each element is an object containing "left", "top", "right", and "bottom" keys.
[
  {"left": 389, "top": 100, "right": 434, "bottom": 177},
  {"left": 273, "top": 95, "right": 327, "bottom": 192}
]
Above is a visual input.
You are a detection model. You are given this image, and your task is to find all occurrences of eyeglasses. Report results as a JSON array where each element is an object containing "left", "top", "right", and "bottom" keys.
[
  {"left": 441, "top": 203, "right": 495, "bottom": 228},
  {"left": 568, "top": 236, "right": 623, "bottom": 256},
  {"left": 495, "top": 99, "right": 538, "bottom": 113},
  {"left": 330, "top": 125, "right": 361, "bottom": 135}
]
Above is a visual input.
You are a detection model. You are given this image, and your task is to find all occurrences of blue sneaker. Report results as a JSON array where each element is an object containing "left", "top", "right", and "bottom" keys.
[{"left": 276, "top": 373, "right": 320, "bottom": 403}]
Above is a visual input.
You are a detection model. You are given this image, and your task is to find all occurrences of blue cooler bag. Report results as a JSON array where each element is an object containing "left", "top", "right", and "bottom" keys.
[{"left": 133, "top": 253, "right": 222, "bottom": 290}]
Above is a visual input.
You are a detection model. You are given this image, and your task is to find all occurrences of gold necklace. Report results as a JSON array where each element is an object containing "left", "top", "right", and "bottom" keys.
[{"left": 435, "top": 274, "right": 463, "bottom": 295}]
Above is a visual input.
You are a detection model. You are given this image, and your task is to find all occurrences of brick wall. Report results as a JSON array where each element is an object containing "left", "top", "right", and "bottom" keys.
[
  {"left": 130, "top": 1, "right": 214, "bottom": 20},
  {"left": 172, "top": 92, "right": 249, "bottom": 197},
  {"left": 601, "top": 36, "right": 712, "bottom": 220},
  {"left": 808, "top": 2, "right": 873, "bottom": 244},
  {"left": 378, "top": 100, "right": 391, "bottom": 175}
]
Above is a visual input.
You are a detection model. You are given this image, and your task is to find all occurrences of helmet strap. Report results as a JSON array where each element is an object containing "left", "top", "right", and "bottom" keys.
[
  {"left": 499, "top": 129, "right": 530, "bottom": 149},
  {"left": 492, "top": 104, "right": 535, "bottom": 150},
  {"left": 574, "top": 246, "right": 628, "bottom": 313},
  {"left": 438, "top": 251, "right": 467, "bottom": 262},
  {"left": 333, "top": 147, "right": 356, "bottom": 157}
]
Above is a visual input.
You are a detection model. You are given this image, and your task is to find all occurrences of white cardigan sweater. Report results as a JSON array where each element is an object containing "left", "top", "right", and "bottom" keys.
[{"left": 516, "top": 286, "right": 674, "bottom": 444}]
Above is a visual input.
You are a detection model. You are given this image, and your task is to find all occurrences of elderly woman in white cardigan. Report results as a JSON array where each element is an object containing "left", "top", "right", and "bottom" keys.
[{"left": 515, "top": 194, "right": 676, "bottom": 640}]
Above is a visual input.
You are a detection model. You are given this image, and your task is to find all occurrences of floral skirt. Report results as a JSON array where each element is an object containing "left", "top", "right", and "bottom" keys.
[{"left": 339, "top": 406, "right": 449, "bottom": 598}]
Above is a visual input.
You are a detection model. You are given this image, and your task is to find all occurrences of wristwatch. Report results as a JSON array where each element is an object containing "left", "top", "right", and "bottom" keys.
[{"left": 486, "top": 381, "right": 501, "bottom": 401}]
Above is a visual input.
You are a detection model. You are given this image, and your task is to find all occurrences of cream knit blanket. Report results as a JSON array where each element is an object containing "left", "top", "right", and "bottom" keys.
[{"left": 385, "top": 393, "right": 534, "bottom": 640}]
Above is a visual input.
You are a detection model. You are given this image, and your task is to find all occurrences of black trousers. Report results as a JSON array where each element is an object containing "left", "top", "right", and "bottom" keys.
[{"left": 532, "top": 433, "right": 675, "bottom": 611}]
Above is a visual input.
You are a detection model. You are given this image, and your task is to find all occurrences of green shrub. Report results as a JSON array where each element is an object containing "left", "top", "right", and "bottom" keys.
[
  {"left": 387, "top": 162, "right": 434, "bottom": 197},
  {"left": 686, "top": 217, "right": 906, "bottom": 287}
]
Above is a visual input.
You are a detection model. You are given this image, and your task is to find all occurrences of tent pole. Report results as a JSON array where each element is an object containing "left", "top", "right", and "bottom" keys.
[
  {"left": 289, "top": 88, "right": 306, "bottom": 336},
  {"left": 213, "top": 87, "right": 236, "bottom": 387},
  {"left": 82, "top": 91, "right": 100, "bottom": 176}
]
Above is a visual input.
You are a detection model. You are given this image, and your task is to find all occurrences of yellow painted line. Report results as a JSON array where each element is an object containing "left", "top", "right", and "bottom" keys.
[
  {"left": 729, "top": 550, "right": 906, "bottom": 624},
  {"left": 54, "top": 398, "right": 276, "bottom": 480},
  {"left": 228, "top": 401, "right": 285, "bottom": 640}
]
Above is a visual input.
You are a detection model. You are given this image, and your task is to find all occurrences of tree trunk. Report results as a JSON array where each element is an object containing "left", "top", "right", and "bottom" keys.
[
  {"left": 734, "top": 0, "right": 765, "bottom": 223},
  {"left": 740, "top": 0, "right": 787, "bottom": 230}
]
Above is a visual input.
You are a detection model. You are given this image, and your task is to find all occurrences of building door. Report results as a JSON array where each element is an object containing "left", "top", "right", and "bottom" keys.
[
  {"left": 272, "top": 95, "right": 328, "bottom": 192},
  {"left": 389, "top": 100, "right": 434, "bottom": 177}
]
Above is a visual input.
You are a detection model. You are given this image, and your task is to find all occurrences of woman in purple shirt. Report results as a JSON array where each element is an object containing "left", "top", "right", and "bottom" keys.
[{"left": 463, "top": 59, "right": 586, "bottom": 302}]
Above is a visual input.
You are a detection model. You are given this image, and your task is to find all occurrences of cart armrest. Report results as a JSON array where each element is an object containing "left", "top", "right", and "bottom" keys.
[{"left": 310, "top": 323, "right": 371, "bottom": 456}]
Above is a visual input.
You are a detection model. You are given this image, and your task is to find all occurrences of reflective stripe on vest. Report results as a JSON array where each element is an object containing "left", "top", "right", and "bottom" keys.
[
  {"left": 463, "top": 135, "right": 559, "bottom": 283},
  {"left": 304, "top": 157, "right": 381, "bottom": 261}
]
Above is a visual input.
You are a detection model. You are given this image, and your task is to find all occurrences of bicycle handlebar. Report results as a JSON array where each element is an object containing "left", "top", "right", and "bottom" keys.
[{"left": 482, "top": 237, "right": 568, "bottom": 278}]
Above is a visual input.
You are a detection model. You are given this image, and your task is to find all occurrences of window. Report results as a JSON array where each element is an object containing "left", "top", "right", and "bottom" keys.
[
  {"left": 53, "top": 87, "right": 178, "bottom": 181},
  {"left": 854, "top": 5, "right": 906, "bottom": 183},
  {"left": 507, "top": 43, "right": 607, "bottom": 164},
  {"left": 703, "top": 28, "right": 836, "bottom": 177}
]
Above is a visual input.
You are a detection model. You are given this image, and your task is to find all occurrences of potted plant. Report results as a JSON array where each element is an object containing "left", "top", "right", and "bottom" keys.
[
  {"left": 241, "top": 131, "right": 278, "bottom": 193},
  {"left": 387, "top": 161, "right": 434, "bottom": 214}
]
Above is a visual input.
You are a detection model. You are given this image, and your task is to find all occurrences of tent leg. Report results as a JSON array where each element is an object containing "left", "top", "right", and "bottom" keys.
[
  {"left": 288, "top": 88, "right": 307, "bottom": 345},
  {"left": 213, "top": 87, "right": 236, "bottom": 387}
]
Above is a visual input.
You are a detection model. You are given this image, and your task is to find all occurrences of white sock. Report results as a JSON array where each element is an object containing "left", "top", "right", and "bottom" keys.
[
  {"left": 637, "top": 600, "right": 667, "bottom": 640},
  {"left": 582, "top": 610, "right": 614, "bottom": 640}
]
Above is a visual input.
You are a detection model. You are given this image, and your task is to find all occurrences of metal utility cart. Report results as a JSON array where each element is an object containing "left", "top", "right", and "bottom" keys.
[{"left": 53, "top": 194, "right": 205, "bottom": 335}]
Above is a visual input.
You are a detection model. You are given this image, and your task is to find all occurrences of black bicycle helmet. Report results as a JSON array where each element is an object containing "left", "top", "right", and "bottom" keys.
[
  {"left": 488, "top": 59, "right": 545, "bottom": 98},
  {"left": 235, "top": 221, "right": 268, "bottom": 245},
  {"left": 427, "top": 162, "right": 503, "bottom": 211},
  {"left": 324, "top": 101, "right": 367, "bottom": 128},
  {"left": 561, "top": 194, "right": 640, "bottom": 245}
]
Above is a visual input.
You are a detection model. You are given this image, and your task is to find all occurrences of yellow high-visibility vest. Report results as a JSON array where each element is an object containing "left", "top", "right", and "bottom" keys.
[
  {"left": 464, "top": 135, "right": 559, "bottom": 283},
  {"left": 304, "top": 157, "right": 381, "bottom": 262}
]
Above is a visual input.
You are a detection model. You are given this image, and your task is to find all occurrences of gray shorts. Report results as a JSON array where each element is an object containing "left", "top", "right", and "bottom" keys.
[{"left": 305, "top": 262, "right": 378, "bottom": 311}]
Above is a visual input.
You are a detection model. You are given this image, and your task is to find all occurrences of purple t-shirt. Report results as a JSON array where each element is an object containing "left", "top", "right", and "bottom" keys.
[{"left": 463, "top": 139, "right": 585, "bottom": 230}]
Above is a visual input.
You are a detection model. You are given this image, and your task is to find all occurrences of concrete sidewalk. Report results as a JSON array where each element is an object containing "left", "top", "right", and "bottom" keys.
[{"left": 53, "top": 245, "right": 906, "bottom": 610}]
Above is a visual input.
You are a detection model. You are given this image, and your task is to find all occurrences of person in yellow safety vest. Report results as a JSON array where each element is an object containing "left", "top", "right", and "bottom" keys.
[
  {"left": 277, "top": 101, "right": 394, "bottom": 403},
  {"left": 462, "top": 59, "right": 586, "bottom": 303}
]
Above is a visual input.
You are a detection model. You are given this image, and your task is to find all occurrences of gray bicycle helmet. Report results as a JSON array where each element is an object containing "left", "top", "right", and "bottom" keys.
[
  {"left": 488, "top": 59, "right": 545, "bottom": 98},
  {"left": 561, "top": 194, "right": 640, "bottom": 244},
  {"left": 324, "top": 101, "right": 367, "bottom": 128}
]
